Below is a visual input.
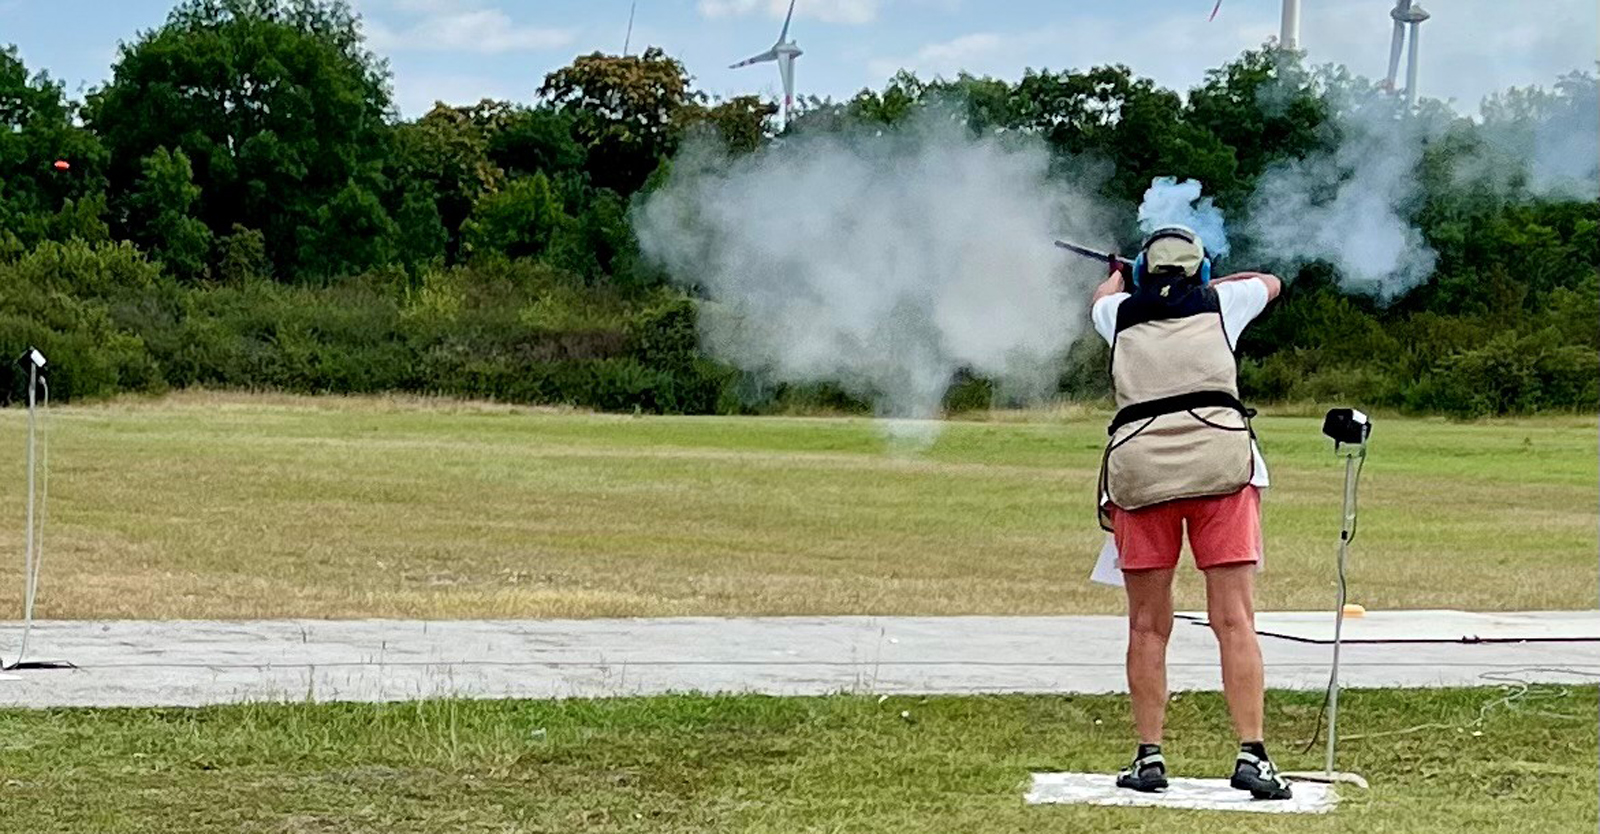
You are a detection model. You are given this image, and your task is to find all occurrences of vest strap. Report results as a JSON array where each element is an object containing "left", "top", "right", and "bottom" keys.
[{"left": 1109, "top": 391, "right": 1255, "bottom": 436}]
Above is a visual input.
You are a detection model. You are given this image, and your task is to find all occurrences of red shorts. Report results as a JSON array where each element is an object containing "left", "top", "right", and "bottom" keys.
[{"left": 1111, "top": 487, "right": 1262, "bottom": 572}]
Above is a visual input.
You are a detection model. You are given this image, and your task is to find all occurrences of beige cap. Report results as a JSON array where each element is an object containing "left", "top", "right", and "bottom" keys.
[{"left": 1144, "top": 228, "right": 1206, "bottom": 278}]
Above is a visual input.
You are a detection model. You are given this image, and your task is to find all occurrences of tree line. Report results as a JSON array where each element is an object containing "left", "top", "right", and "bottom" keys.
[{"left": 0, "top": 0, "right": 1594, "bottom": 416}]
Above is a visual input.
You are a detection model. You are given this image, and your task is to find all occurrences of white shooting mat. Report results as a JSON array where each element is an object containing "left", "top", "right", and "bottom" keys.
[
  {"left": 1026, "top": 772, "right": 1336, "bottom": 814},
  {"left": 1175, "top": 609, "right": 1600, "bottom": 644}
]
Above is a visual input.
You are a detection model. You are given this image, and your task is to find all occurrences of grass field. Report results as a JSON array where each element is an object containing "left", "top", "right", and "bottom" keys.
[
  {"left": 0, "top": 392, "right": 1591, "bottom": 619},
  {"left": 0, "top": 686, "right": 1591, "bottom": 833}
]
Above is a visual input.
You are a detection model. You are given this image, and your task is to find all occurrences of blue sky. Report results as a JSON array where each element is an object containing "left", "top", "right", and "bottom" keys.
[{"left": 2, "top": 0, "right": 1595, "bottom": 118}]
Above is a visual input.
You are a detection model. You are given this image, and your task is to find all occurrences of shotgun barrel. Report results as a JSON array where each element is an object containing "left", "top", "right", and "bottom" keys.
[{"left": 1054, "top": 239, "right": 1134, "bottom": 269}]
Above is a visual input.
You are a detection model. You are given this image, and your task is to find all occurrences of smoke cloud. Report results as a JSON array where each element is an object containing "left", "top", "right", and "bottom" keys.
[
  {"left": 1245, "top": 101, "right": 1438, "bottom": 302},
  {"left": 1478, "top": 72, "right": 1600, "bottom": 201},
  {"left": 635, "top": 118, "right": 1109, "bottom": 443},
  {"left": 1138, "top": 177, "right": 1231, "bottom": 257},
  {"left": 1243, "top": 71, "right": 1596, "bottom": 302},
  {"left": 636, "top": 72, "right": 1595, "bottom": 432}
]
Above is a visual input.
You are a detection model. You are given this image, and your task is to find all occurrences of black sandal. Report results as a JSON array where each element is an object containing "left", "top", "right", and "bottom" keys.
[
  {"left": 1116, "top": 749, "right": 1169, "bottom": 793},
  {"left": 1231, "top": 750, "right": 1293, "bottom": 800}
]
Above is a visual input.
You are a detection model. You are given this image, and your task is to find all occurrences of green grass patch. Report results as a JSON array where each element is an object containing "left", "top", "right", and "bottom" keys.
[
  {"left": 0, "top": 392, "right": 1593, "bottom": 618},
  {"left": 0, "top": 686, "right": 1591, "bottom": 832}
]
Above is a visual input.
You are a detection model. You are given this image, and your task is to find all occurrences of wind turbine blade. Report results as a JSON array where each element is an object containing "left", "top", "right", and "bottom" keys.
[
  {"left": 730, "top": 49, "right": 779, "bottom": 69},
  {"left": 779, "top": 0, "right": 797, "bottom": 42},
  {"left": 1208, "top": 0, "right": 1222, "bottom": 22}
]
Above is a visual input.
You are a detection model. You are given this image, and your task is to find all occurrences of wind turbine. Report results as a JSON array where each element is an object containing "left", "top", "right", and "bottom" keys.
[
  {"left": 1210, "top": 1, "right": 1298, "bottom": 51},
  {"left": 1384, "top": 0, "right": 1431, "bottom": 108},
  {"left": 730, "top": 0, "right": 803, "bottom": 126}
]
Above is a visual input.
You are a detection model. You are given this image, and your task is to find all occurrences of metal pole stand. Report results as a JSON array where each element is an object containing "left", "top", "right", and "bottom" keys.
[
  {"left": 1285, "top": 411, "right": 1371, "bottom": 790},
  {"left": 7, "top": 348, "right": 70, "bottom": 671}
]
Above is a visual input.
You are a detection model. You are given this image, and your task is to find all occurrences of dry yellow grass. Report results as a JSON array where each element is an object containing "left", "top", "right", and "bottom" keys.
[{"left": 0, "top": 391, "right": 1589, "bottom": 620}]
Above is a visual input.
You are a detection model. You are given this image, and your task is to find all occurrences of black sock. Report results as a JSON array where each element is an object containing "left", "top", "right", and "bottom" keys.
[
  {"left": 1240, "top": 741, "right": 1268, "bottom": 760},
  {"left": 1137, "top": 743, "right": 1163, "bottom": 760}
]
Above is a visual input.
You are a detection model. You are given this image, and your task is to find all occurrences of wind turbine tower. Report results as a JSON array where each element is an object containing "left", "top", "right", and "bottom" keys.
[
  {"left": 1279, "top": 0, "right": 1301, "bottom": 50},
  {"left": 730, "top": 0, "right": 803, "bottom": 126},
  {"left": 1384, "top": 0, "right": 1431, "bottom": 108}
]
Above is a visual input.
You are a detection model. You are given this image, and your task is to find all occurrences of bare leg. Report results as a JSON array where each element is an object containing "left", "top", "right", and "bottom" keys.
[
  {"left": 1124, "top": 568, "right": 1176, "bottom": 744},
  {"left": 1205, "top": 563, "right": 1264, "bottom": 742}
]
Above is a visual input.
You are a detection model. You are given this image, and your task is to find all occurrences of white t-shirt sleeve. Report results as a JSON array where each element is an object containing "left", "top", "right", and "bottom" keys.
[
  {"left": 1214, "top": 278, "right": 1273, "bottom": 489},
  {"left": 1216, "top": 279, "right": 1271, "bottom": 350},
  {"left": 1091, "top": 293, "right": 1129, "bottom": 345}
]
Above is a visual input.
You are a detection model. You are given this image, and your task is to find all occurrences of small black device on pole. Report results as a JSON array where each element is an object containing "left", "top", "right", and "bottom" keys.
[{"left": 1322, "top": 407, "right": 1372, "bottom": 451}]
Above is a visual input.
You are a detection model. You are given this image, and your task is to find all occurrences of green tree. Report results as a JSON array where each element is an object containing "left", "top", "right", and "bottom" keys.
[
  {"left": 539, "top": 48, "right": 702, "bottom": 194},
  {"left": 391, "top": 103, "right": 504, "bottom": 264},
  {"left": 680, "top": 95, "right": 775, "bottom": 154},
  {"left": 298, "top": 181, "right": 399, "bottom": 278},
  {"left": 1184, "top": 48, "right": 1330, "bottom": 204},
  {"left": 128, "top": 147, "right": 213, "bottom": 281},
  {"left": 390, "top": 186, "right": 449, "bottom": 271},
  {"left": 476, "top": 102, "right": 587, "bottom": 178},
  {"left": 847, "top": 71, "right": 927, "bottom": 126},
  {"left": 549, "top": 185, "right": 639, "bottom": 284},
  {"left": 923, "top": 73, "right": 1016, "bottom": 134},
  {"left": 994, "top": 65, "right": 1236, "bottom": 202},
  {"left": 215, "top": 224, "right": 272, "bottom": 283},
  {"left": 86, "top": 0, "right": 395, "bottom": 280},
  {"left": 460, "top": 174, "right": 570, "bottom": 261},
  {"left": 0, "top": 46, "right": 109, "bottom": 252}
]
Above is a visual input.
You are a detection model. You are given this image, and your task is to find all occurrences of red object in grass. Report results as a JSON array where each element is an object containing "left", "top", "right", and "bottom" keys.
[{"left": 52, "top": 160, "right": 70, "bottom": 171}]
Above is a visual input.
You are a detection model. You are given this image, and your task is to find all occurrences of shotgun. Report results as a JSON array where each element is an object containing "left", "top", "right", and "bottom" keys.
[{"left": 1054, "top": 239, "right": 1134, "bottom": 270}]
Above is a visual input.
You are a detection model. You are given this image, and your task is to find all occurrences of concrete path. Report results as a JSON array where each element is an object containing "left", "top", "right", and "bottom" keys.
[{"left": 0, "top": 616, "right": 1596, "bottom": 708}]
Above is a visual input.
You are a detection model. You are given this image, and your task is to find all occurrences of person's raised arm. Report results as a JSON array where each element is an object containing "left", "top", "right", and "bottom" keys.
[
  {"left": 1215, "top": 271, "right": 1282, "bottom": 302},
  {"left": 1093, "top": 269, "right": 1127, "bottom": 306}
]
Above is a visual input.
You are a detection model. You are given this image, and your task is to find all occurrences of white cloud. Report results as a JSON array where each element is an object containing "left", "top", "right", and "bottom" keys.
[
  {"left": 866, "top": 32, "right": 1011, "bottom": 80},
  {"left": 698, "top": 0, "right": 882, "bottom": 26},
  {"left": 912, "top": 32, "right": 1004, "bottom": 66},
  {"left": 365, "top": 5, "right": 575, "bottom": 55}
]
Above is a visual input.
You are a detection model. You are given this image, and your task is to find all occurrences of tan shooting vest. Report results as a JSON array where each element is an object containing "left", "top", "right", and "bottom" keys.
[{"left": 1098, "top": 276, "right": 1256, "bottom": 531}]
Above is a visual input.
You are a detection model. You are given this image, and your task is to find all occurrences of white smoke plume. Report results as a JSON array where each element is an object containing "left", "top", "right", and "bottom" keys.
[
  {"left": 635, "top": 118, "right": 1110, "bottom": 443},
  {"left": 1477, "top": 70, "right": 1600, "bottom": 201},
  {"left": 1245, "top": 100, "right": 1438, "bottom": 302},
  {"left": 1243, "top": 70, "right": 1596, "bottom": 302},
  {"left": 1138, "top": 177, "right": 1231, "bottom": 257}
]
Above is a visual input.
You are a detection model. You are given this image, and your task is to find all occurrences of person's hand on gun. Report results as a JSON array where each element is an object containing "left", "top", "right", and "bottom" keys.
[{"left": 1092, "top": 254, "right": 1127, "bottom": 304}]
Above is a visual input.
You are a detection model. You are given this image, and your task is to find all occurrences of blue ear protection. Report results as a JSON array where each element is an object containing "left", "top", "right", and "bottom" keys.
[{"left": 1131, "top": 227, "right": 1211, "bottom": 289}]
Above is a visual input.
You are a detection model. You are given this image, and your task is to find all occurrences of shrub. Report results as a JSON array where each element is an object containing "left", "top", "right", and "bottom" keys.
[
  {"left": 0, "top": 241, "right": 165, "bottom": 402},
  {"left": 168, "top": 277, "right": 414, "bottom": 394}
]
